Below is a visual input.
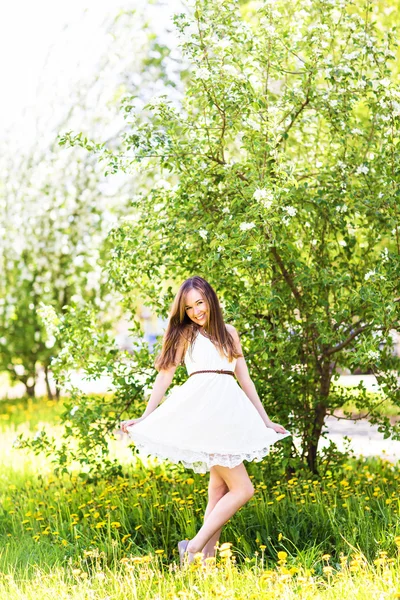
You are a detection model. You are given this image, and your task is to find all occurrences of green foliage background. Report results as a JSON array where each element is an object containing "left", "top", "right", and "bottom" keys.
[{"left": 15, "top": 0, "right": 400, "bottom": 475}]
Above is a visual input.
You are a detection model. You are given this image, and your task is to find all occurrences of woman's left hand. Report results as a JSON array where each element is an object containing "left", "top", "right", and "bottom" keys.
[{"left": 266, "top": 421, "right": 289, "bottom": 434}]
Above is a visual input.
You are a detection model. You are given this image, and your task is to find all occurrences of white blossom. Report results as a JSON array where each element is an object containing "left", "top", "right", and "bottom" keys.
[
  {"left": 70, "top": 406, "right": 79, "bottom": 416},
  {"left": 245, "top": 117, "right": 261, "bottom": 131},
  {"left": 253, "top": 188, "right": 274, "bottom": 209},
  {"left": 253, "top": 188, "right": 267, "bottom": 200},
  {"left": 199, "top": 229, "right": 208, "bottom": 240},
  {"left": 338, "top": 240, "right": 347, "bottom": 247},
  {"left": 364, "top": 270, "right": 376, "bottom": 281},
  {"left": 222, "top": 64, "right": 237, "bottom": 76},
  {"left": 381, "top": 248, "right": 389, "bottom": 262},
  {"left": 239, "top": 222, "right": 256, "bottom": 231},
  {"left": 194, "top": 67, "right": 211, "bottom": 81},
  {"left": 282, "top": 206, "right": 297, "bottom": 217},
  {"left": 356, "top": 164, "right": 369, "bottom": 175},
  {"left": 215, "top": 38, "right": 232, "bottom": 51}
]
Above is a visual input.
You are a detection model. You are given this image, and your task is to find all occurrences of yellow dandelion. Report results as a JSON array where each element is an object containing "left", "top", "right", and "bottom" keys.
[
  {"left": 155, "top": 549, "right": 164, "bottom": 555},
  {"left": 121, "top": 534, "right": 131, "bottom": 543},
  {"left": 111, "top": 522, "right": 121, "bottom": 528},
  {"left": 259, "top": 545, "right": 267, "bottom": 551},
  {"left": 219, "top": 542, "right": 232, "bottom": 551},
  {"left": 260, "top": 571, "right": 274, "bottom": 584},
  {"left": 135, "top": 524, "right": 142, "bottom": 530},
  {"left": 278, "top": 533, "right": 283, "bottom": 541},
  {"left": 96, "top": 521, "right": 106, "bottom": 529},
  {"left": 277, "top": 551, "right": 288, "bottom": 561},
  {"left": 219, "top": 549, "right": 232, "bottom": 558},
  {"left": 276, "top": 494, "right": 285, "bottom": 502},
  {"left": 186, "top": 478, "right": 194, "bottom": 485},
  {"left": 322, "top": 554, "right": 331, "bottom": 561}
]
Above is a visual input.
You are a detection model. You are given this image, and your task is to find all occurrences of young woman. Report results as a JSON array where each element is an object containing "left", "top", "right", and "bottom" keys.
[{"left": 120, "top": 276, "right": 290, "bottom": 566}]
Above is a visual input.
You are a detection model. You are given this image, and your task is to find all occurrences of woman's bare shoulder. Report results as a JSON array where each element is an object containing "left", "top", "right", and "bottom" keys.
[{"left": 225, "top": 323, "right": 239, "bottom": 338}]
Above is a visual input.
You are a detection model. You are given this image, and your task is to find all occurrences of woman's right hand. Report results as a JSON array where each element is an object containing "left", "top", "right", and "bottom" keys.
[{"left": 120, "top": 417, "right": 146, "bottom": 433}]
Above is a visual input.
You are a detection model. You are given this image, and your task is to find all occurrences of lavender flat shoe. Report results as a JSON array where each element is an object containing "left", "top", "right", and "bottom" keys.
[{"left": 178, "top": 539, "right": 190, "bottom": 566}]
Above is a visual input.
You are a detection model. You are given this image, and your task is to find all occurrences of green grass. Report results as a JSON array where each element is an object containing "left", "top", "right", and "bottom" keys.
[{"left": 0, "top": 395, "right": 399, "bottom": 599}]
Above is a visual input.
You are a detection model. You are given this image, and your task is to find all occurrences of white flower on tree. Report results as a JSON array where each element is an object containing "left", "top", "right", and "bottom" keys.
[
  {"left": 364, "top": 270, "right": 376, "bottom": 280},
  {"left": 239, "top": 222, "right": 256, "bottom": 231}
]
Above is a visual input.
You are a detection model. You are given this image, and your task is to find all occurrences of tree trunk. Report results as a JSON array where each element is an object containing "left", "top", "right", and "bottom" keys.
[
  {"left": 306, "top": 402, "right": 327, "bottom": 473},
  {"left": 306, "top": 363, "right": 331, "bottom": 473},
  {"left": 25, "top": 382, "right": 36, "bottom": 398},
  {"left": 44, "top": 365, "right": 54, "bottom": 400}
]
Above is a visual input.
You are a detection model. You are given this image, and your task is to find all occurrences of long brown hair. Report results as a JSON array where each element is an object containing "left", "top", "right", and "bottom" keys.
[{"left": 155, "top": 276, "right": 242, "bottom": 371}]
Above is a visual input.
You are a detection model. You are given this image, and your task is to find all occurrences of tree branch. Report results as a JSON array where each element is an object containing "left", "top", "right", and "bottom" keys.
[
  {"left": 269, "top": 245, "right": 303, "bottom": 306},
  {"left": 205, "top": 154, "right": 249, "bottom": 182},
  {"left": 274, "top": 80, "right": 311, "bottom": 148},
  {"left": 322, "top": 324, "right": 370, "bottom": 357}
]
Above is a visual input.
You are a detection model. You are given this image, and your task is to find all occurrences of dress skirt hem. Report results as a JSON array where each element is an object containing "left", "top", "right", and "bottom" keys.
[{"left": 130, "top": 431, "right": 291, "bottom": 474}]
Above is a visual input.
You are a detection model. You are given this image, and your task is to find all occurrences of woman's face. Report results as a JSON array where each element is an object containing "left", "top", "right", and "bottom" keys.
[{"left": 184, "top": 288, "right": 208, "bottom": 326}]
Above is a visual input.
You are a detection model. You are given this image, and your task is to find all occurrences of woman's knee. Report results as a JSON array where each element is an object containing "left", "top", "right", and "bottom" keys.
[
  {"left": 212, "top": 464, "right": 254, "bottom": 502},
  {"left": 208, "top": 480, "right": 229, "bottom": 501},
  {"left": 241, "top": 482, "right": 255, "bottom": 502}
]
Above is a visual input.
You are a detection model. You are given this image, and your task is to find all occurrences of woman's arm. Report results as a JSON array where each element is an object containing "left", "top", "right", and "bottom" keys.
[
  {"left": 227, "top": 325, "right": 288, "bottom": 434},
  {"left": 141, "top": 367, "right": 177, "bottom": 417},
  {"left": 120, "top": 332, "right": 186, "bottom": 432}
]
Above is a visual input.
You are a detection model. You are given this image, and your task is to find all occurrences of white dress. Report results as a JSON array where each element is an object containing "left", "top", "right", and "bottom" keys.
[{"left": 126, "top": 331, "right": 291, "bottom": 474}]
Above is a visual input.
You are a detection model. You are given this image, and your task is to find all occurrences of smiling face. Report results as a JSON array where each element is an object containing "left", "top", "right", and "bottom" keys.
[{"left": 184, "top": 288, "right": 209, "bottom": 327}]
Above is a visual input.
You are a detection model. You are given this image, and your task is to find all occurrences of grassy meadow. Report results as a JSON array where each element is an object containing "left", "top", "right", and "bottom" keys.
[{"left": 0, "top": 395, "right": 399, "bottom": 599}]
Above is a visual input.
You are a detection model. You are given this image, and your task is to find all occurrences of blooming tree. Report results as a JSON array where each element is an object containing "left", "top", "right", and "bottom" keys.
[
  {"left": 54, "top": 0, "right": 400, "bottom": 473},
  {"left": 0, "top": 7, "right": 176, "bottom": 397}
]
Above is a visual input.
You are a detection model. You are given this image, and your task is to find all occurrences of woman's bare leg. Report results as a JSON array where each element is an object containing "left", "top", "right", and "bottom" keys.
[
  {"left": 201, "top": 466, "right": 229, "bottom": 559},
  {"left": 187, "top": 462, "right": 254, "bottom": 555}
]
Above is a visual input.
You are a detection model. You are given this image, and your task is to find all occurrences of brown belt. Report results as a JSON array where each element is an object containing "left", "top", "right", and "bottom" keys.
[{"left": 189, "top": 369, "right": 235, "bottom": 378}]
